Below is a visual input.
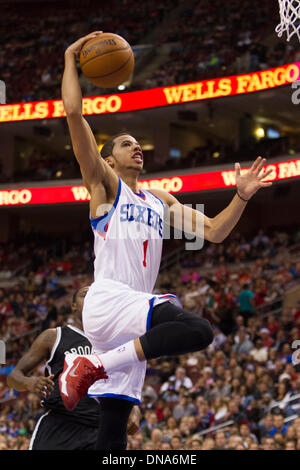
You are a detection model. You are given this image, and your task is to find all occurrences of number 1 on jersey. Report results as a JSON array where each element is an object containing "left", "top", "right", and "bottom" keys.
[{"left": 142, "top": 240, "right": 148, "bottom": 267}]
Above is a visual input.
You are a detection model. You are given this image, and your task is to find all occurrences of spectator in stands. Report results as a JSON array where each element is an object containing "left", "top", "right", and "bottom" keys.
[
  {"left": 141, "top": 411, "right": 158, "bottom": 441},
  {"left": 160, "top": 367, "right": 193, "bottom": 394},
  {"left": 239, "top": 423, "right": 258, "bottom": 444},
  {"left": 285, "top": 440, "right": 296, "bottom": 450},
  {"left": 269, "top": 413, "right": 289, "bottom": 437},
  {"left": 232, "top": 327, "right": 254, "bottom": 354},
  {"left": 201, "top": 437, "right": 215, "bottom": 450},
  {"left": 239, "top": 283, "right": 255, "bottom": 325},
  {"left": 261, "top": 436, "right": 277, "bottom": 450},
  {"left": 249, "top": 338, "right": 268, "bottom": 363},
  {"left": 190, "top": 437, "right": 202, "bottom": 450},
  {"left": 170, "top": 435, "right": 183, "bottom": 450},
  {"left": 213, "top": 430, "right": 227, "bottom": 449},
  {"left": 173, "top": 392, "right": 197, "bottom": 421}
]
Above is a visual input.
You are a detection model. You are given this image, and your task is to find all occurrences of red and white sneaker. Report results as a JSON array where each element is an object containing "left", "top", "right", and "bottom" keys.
[{"left": 59, "top": 354, "right": 108, "bottom": 411}]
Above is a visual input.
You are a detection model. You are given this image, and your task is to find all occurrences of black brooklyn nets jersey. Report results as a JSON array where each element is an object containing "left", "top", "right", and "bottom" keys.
[{"left": 42, "top": 325, "right": 100, "bottom": 427}]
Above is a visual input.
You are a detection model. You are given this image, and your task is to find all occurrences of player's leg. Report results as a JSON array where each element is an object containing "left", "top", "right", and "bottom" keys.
[
  {"left": 139, "top": 301, "right": 214, "bottom": 359},
  {"left": 29, "top": 412, "right": 93, "bottom": 450},
  {"left": 96, "top": 302, "right": 213, "bottom": 369},
  {"left": 94, "top": 397, "right": 134, "bottom": 450},
  {"left": 59, "top": 302, "right": 213, "bottom": 410},
  {"left": 81, "top": 302, "right": 212, "bottom": 366}
]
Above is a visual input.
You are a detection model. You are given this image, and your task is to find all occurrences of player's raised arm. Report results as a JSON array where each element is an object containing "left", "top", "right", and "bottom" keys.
[
  {"left": 62, "top": 32, "right": 118, "bottom": 195},
  {"left": 152, "top": 157, "right": 273, "bottom": 243},
  {"left": 7, "top": 329, "right": 55, "bottom": 398}
]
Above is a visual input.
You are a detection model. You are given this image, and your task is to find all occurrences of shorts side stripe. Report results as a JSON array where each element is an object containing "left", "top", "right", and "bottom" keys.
[
  {"left": 146, "top": 297, "right": 155, "bottom": 331},
  {"left": 87, "top": 393, "right": 140, "bottom": 404},
  {"left": 28, "top": 411, "right": 51, "bottom": 450}
]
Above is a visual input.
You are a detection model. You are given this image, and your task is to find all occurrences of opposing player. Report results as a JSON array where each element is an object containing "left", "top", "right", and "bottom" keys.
[
  {"left": 7, "top": 286, "right": 140, "bottom": 450},
  {"left": 59, "top": 31, "right": 273, "bottom": 450}
]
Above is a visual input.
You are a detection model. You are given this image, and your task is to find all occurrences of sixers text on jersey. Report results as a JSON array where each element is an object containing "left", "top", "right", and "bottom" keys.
[{"left": 120, "top": 203, "right": 163, "bottom": 238}]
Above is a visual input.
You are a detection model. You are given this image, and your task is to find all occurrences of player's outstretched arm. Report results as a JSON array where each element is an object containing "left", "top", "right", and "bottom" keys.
[
  {"left": 152, "top": 189, "right": 218, "bottom": 242},
  {"left": 62, "top": 32, "right": 119, "bottom": 195},
  {"left": 151, "top": 157, "right": 273, "bottom": 243},
  {"left": 7, "top": 329, "right": 55, "bottom": 398},
  {"left": 209, "top": 156, "right": 273, "bottom": 241}
]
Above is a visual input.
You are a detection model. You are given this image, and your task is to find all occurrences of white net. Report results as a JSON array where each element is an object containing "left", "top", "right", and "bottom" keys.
[{"left": 276, "top": 0, "right": 300, "bottom": 41}]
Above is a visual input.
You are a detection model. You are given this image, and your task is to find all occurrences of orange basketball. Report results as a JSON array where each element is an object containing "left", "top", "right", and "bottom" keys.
[{"left": 79, "top": 33, "right": 134, "bottom": 88}]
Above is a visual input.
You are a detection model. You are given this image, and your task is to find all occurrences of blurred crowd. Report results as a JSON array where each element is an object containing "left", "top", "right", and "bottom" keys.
[
  {"left": 2, "top": 0, "right": 299, "bottom": 185},
  {"left": 10, "top": 147, "right": 82, "bottom": 183},
  {"left": 0, "top": 225, "right": 300, "bottom": 449},
  {"left": 7, "top": 132, "right": 300, "bottom": 184},
  {"left": 0, "top": 0, "right": 298, "bottom": 104},
  {"left": 0, "top": 0, "right": 176, "bottom": 103},
  {"left": 143, "top": 0, "right": 298, "bottom": 90}
]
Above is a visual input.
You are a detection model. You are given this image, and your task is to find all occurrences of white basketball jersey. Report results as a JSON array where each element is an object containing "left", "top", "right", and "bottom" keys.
[{"left": 90, "top": 177, "right": 165, "bottom": 293}]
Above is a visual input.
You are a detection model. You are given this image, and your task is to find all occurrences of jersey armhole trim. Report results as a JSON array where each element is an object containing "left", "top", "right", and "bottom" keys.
[
  {"left": 45, "top": 327, "right": 61, "bottom": 374},
  {"left": 146, "top": 190, "right": 165, "bottom": 208},
  {"left": 90, "top": 177, "right": 122, "bottom": 230}
]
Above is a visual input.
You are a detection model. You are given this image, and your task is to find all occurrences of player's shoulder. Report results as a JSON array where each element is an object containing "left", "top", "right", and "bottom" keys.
[
  {"left": 147, "top": 188, "right": 179, "bottom": 207},
  {"left": 36, "top": 328, "right": 57, "bottom": 348}
]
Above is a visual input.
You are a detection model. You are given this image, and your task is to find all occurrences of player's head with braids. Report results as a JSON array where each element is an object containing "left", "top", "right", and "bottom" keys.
[{"left": 72, "top": 285, "right": 90, "bottom": 320}]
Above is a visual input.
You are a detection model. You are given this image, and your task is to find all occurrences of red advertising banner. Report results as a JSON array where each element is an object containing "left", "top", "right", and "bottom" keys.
[
  {"left": 1, "top": 158, "right": 299, "bottom": 207},
  {"left": 0, "top": 62, "right": 299, "bottom": 123}
]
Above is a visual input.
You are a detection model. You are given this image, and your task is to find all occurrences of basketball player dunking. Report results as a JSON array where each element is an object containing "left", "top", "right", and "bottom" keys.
[
  {"left": 7, "top": 286, "right": 140, "bottom": 450},
  {"left": 59, "top": 31, "right": 273, "bottom": 450}
]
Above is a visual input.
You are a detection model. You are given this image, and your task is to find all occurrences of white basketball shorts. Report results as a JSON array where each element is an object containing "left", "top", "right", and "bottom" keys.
[{"left": 82, "top": 279, "right": 181, "bottom": 404}]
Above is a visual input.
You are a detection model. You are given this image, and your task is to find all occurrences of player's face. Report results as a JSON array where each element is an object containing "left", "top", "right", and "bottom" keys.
[{"left": 111, "top": 135, "right": 143, "bottom": 172}]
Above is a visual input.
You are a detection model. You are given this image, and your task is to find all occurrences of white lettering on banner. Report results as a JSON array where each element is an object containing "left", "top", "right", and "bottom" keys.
[
  {"left": 139, "top": 176, "right": 183, "bottom": 192},
  {"left": 1, "top": 158, "right": 300, "bottom": 208},
  {"left": 71, "top": 186, "right": 91, "bottom": 201},
  {"left": 278, "top": 160, "right": 300, "bottom": 178},
  {"left": 221, "top": 169, "right": 248, "bottom": 186},
  {"left": 82, "top": 95, "right": 122, "bottom": 114},
  {"left": 0, "top": 189, "right": 32, "bottom": 206},
  {"left": 262, "top": 165, "right": 277, "bottom": 181},
  {"left": 220, "top": 161, "right": 300, "bottom": 187}
]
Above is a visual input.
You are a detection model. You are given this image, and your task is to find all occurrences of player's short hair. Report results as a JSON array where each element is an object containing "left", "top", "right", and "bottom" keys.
[
  {"left": 72, "top": 285, "right": 89, "bottom": 305},
  {"left": 100, "top": 132, "right": 132, "bottom": 159}
]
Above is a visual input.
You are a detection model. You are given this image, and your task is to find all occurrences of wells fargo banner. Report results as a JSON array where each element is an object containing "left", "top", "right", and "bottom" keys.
[
  {"left": 0, "top": 62, "right": 299, "bottom": 123},
  {"left": 1, "top": 158, "right": 299, "bottom": 207}
]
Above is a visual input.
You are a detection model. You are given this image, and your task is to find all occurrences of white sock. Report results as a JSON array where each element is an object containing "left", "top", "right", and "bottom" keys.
[{"left": 91, "top": 340, "right": 141, "bottom": 374}]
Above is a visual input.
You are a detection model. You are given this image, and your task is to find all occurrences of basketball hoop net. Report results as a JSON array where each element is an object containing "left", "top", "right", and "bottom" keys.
[{"left": 276, "top": 0, "right": 300, "bottom": 41}]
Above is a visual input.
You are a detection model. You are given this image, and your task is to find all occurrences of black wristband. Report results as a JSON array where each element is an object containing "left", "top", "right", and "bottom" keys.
[{"left": 237, "top": 190, "right": 249, "bottom": 202}]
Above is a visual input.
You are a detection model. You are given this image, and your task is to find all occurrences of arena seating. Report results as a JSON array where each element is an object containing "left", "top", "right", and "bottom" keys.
[
  {"left": 0, "top": 0, "right": 297, "bottom": 103},
  {"left": 1, "top": 226, "right": 300, "bottom": 449}
]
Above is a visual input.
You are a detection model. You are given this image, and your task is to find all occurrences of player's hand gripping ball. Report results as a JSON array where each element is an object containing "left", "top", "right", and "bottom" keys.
[{"left": 80, "top": 32, "right": 134, "bottom": 88}]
